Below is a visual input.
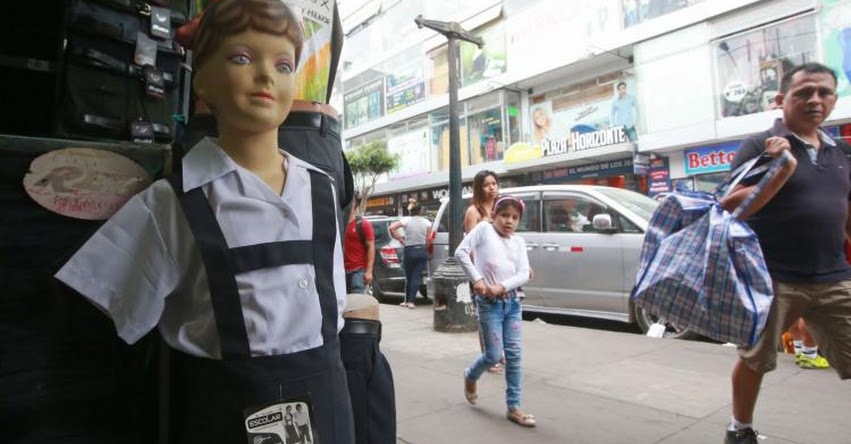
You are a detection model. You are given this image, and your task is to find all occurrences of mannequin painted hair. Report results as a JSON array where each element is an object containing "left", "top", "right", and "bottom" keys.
[{"left": 192, "top": 0, "right": 305, "bottom": 71}]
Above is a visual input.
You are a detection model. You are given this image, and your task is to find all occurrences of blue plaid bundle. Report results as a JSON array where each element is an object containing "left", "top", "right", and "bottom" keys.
[{"left": 632, "top": 152, "right": 791, "bottom": 346}]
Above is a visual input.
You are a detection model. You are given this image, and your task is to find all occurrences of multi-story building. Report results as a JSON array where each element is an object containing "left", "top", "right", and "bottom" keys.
[{"left": 334, "top": 0, "right": 851, "bottom": 217}]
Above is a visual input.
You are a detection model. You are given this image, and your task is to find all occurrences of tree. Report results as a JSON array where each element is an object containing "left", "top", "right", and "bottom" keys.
[{"left": 345, "top": 141, "right": 399, "bottom": 213}]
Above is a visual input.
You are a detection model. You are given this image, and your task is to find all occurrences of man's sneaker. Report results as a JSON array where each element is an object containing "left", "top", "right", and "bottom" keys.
[
  {"left": 795, "top": 353, "right": 830, "bottom": 369},
  {"left": 725, "top": 427, "right": 759, "bottom": 444}
]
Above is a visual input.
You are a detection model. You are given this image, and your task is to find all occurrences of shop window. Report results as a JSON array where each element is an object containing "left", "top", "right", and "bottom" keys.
[
  {"left": 343, "top": 70, "right": 386, "bottom": 130},
  {"left": 714, "top": 14, "right": 817, "bottom": 119},
  {"left": 693, "top": 172, "right": 728, "bottom": 193}
]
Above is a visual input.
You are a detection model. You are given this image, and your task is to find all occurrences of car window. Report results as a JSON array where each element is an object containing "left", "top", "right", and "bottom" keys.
[
  {"left": 515, "top": 198, "right": 539, "bottom": 232},
  {"left": 595, "top": 187, "right": 659, "bottom": 221},
  {"left": 437, "top": 198, "right": 471, "bottom": 233},
  {"left": 543, "top": 196, "right": 605, "bottom": 233}
]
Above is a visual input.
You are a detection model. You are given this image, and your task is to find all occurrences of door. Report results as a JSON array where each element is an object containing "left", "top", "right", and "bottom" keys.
[{"left": 532, "top": 192, "right": 626, "bottom": 318}]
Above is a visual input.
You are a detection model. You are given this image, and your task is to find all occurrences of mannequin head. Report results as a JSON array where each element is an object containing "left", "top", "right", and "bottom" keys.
[{"left": 192, "top": 0, "right": 304, "bottom": 135}]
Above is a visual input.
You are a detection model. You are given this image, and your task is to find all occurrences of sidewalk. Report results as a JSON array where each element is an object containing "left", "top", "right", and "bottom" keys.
[{"left": 379, "top": 304, "right": 851, "bottom": 444}]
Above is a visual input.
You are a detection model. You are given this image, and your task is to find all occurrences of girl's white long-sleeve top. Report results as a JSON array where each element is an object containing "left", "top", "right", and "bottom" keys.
[{"left": 454, "top": 221, "right": 530, "bottom": 292}]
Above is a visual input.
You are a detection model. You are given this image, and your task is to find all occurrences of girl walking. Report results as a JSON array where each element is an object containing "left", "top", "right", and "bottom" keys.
[{"left": 455, "top": 195, "right": 535, "bottom": 427}]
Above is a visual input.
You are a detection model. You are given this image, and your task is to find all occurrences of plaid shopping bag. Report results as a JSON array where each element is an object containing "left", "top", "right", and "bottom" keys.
[{"left": 631, "top": 152, "right": 792, "bottom": 346}]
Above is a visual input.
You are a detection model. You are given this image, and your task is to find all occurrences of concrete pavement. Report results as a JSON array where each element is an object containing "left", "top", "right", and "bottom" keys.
[{"left": 378, "top": 303, "right": 851, "bottom": 444}]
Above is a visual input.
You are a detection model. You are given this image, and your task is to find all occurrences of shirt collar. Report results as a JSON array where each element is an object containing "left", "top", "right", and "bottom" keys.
[
  {"left": 179, "top": 137, "right": 238, "bottom": 191},
  {"left": 769, "top": 118, "right": 836, "bottom": 148},
  {"left": 178, "top": 137, "right": 334, "bottom": 191}
]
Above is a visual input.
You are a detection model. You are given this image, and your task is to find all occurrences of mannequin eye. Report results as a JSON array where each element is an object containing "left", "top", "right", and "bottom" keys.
[
  {"left": 276, "top": 60, "right": 294, "bottom": 74},
  {"left": 228, "top": 53, "right": 252, "bottom": 65}
]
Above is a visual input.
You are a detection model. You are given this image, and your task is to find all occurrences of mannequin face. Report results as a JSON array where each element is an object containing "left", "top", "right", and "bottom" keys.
[{"left": 193, "top": 28, "right": 297, "bottom": 135}]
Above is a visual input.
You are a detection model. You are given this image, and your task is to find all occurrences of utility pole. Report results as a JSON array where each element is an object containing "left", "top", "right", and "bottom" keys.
[
  {"left": 414, "top": 15, "right": 483, "bottom": 255},
  {"left": 415, "top": 15, "right": 484, "bottom": 332}
]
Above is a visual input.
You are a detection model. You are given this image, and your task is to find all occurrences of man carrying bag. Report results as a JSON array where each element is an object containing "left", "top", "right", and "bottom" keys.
[{"left": 720, "top": 62, "right": 851, "bottom": 444}]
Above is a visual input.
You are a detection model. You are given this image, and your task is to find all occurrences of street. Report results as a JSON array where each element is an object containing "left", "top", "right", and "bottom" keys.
[{"left": 379, "top": 302, "right": 851, "bottom": 444}]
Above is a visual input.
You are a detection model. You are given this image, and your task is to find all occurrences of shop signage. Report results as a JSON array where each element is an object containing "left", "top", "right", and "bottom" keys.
[
  {"left": 633, "top": 153, "right": 650, "bottom": 175},
  {"left": 427, "top": 185, "right": 474, "bottom": 200},
  {"left": 647, "top": 157, "right": 672, "bottom": 197},
  {"left": 541, "top": 126, "right": 628, "bottom": 158},
  {"left": 543, "top": 157, "right": 633, "bottom": 182},
  {"left": 367, "top": 196, "right": 393, "bottom": 208},
  {"left": 683, "top": 141, "right": 740, "bottom": 175}
]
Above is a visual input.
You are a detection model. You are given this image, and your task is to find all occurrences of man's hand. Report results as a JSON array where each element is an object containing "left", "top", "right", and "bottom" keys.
[
  {"left": 764, "top": 136, "right": 794, "bottom": 160},
  {"left": 364, "top": 270, "right": 373, "bottom": 285}
]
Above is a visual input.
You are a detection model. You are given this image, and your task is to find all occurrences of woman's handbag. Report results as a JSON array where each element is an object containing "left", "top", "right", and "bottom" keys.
[{"left": 631, "top": 151, "right": 792, "bottom": 346}]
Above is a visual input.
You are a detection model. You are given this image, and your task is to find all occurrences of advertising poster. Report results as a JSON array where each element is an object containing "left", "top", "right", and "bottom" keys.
[
  {"left": 385, "top": 61, "right": 426, "bottom": 114},
  {"left": 822, "top": 0, "right": 851, "bottom": 97},
  {"left": 529, "top": 75, "right": 640, "bottom": 149},
  {"left": 460, "top": 23, "right": 507, "bottom": 87},
  {"left": 715, "top": 15, "right": 816, "bottom": 118},
  {"left": 647, "top": 156, "right": 672, "bottom": 197}
]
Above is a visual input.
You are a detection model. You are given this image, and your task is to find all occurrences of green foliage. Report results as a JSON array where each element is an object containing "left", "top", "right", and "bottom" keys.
[{"left": 345, "top": 142, "right": 399, "bottom": 212}]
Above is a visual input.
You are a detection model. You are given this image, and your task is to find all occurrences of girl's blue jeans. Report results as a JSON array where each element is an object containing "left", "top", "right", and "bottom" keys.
[{"left": 464, "top": 293, "right": 523, "bottom": 410}]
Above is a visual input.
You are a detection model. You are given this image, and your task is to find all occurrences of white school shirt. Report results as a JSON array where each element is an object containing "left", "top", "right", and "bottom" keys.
[
  {"left": 454, "top": 221, "right": 530, "bottom": 292},
  {"left": 55, "top": 137, "right": 346, "bottom": 359}
]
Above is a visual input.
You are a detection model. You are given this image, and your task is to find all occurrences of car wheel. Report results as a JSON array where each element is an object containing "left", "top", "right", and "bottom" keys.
[{"left": 633, "top": 303, "right": 699, "bottom": 340}]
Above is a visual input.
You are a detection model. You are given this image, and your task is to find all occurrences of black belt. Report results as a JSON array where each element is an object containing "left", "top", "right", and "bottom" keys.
[
  {"left": 283, "top": 111, "right": 340, "bottom": 136},
  {"left": 341, "top": 318, "right": 381, "bottom": 341}
]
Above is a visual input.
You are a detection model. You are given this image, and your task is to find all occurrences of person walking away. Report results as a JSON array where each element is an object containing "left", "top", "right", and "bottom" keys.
[
  {"left": 54, "top": 1, "right": 355, "bottom": 442},
  {"left": 785, "top": 318, "right": 831, "bottom": 369},
  {"left": 455, "top": 195, "right": 535, "bottom": 427},
  {"left": 464, "top": 170, "right": 505, "bottom": 374},
  {"left": 720, "top": 62, "right": 851, "bottom": 444},
  {"left": 389, "top": 205, "right": 430, "bottom": 308},
  {"left": 344, "top": 198, "right": 375, "bottom": 294}
]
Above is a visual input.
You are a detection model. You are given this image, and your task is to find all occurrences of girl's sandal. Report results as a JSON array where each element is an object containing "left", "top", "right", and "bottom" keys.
[
  {"left": 507, "top": 409, "right": 536, "bottom": 427},
  {"left": 463, "top": 374, "right": 477, "bottom": 405},
  {"left": 487, "top": 362, "right": 504, "bottom": 374}
]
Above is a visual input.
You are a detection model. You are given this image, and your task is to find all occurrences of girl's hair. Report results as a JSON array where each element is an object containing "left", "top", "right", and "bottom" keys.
[
  {"left": 493, "top": 195, "right": 525, "bottom": 218},
  {"left": 192, "top": 0, "right": 305, "bottom": 70},
  {"left": 471, "top": 170, "right": 498, "bottom": 219}
]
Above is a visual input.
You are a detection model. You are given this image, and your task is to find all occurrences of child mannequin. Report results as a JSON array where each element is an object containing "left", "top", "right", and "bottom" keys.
[
  {"left": 455, "top": 195, "right": 535, "bottom": 427},
  {"left": 55, "top": 1, "right": 354, "bottom": 443}
]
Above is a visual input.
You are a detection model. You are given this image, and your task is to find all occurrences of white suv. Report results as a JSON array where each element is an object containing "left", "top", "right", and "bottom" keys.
[{"left": 427, "top": 185, "right": 696, "bottom": 339}]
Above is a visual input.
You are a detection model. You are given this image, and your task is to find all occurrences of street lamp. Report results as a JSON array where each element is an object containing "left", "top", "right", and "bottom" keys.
[{"left": 415, "top": 15, "right": 484, "bottom": 332}]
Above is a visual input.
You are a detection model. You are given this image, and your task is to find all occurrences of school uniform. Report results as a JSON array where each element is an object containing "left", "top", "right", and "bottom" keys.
[{"left": 56, "top": 137, "right": 354, "bottom": 443}]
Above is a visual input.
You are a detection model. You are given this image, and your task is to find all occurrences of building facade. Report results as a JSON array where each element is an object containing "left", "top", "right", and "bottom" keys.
[{"left": 335, "top": 0, "right": 851, "bottom": 217}]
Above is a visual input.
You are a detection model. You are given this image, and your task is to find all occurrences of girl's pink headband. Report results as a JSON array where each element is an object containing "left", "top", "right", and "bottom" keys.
[{"left": 493, "top": 195, "right": 525, "bottom": 216}]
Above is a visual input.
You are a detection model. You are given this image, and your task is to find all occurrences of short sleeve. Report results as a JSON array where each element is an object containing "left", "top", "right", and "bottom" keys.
[
  {"left": 731, "top": 136, "right": 771, "bottom": 187},
  {"left": 55, "top": 192, "right": 181, "bottom": 344},
  {"left": 362, "top": 219, "right": 375, "bottom": 241}
]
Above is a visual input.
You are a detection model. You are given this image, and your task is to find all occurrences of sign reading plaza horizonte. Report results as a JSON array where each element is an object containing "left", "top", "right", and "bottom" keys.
[{"left": 541, "top": 126, "right": 628, "bottom": 157}]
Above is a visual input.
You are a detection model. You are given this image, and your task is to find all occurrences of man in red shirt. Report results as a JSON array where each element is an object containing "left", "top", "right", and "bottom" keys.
[{"left": 344, "top": 201, "right": 375, "bottom": 294}]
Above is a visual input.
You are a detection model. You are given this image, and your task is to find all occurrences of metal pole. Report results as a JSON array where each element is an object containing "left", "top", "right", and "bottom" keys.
[{"left": 446, "top": 35, "right": 462, "bottom": 256}]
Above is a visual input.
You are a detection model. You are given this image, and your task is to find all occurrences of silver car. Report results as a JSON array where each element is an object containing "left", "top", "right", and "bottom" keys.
[{"left": 427, "top": 185, "right": 696, "bottom": 339}]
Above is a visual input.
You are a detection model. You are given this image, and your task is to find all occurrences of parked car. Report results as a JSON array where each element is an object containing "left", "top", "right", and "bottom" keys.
[
  {"left": 427, "top": 185, "right": 697, "bottom": 339},
  {"left": 364, "top": 215, "right": 428, "bottom": 302}
]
